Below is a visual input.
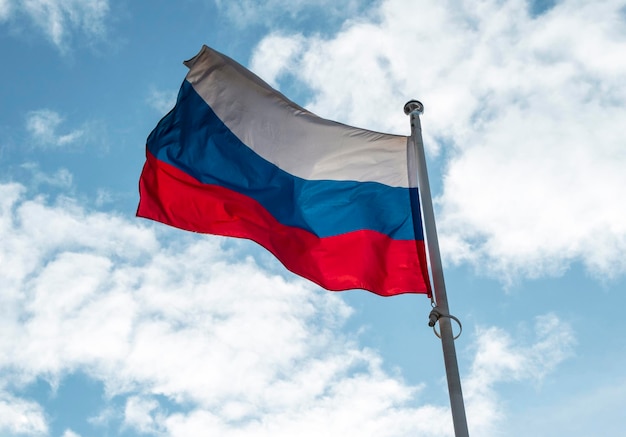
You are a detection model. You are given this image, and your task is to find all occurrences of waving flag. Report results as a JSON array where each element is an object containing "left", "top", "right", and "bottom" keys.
[{"left": 137, "top": 45, "right": 431, "bottom": 297}]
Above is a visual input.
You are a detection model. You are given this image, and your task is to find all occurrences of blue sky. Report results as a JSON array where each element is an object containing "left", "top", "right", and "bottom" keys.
[{"left": 1, "top": 0, "right": 626, "bottom": 436}]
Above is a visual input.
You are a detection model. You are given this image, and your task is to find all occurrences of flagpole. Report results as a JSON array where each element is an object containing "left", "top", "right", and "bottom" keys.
[{"left": 404, "top": 100, "right": 470, "bottom": 437}]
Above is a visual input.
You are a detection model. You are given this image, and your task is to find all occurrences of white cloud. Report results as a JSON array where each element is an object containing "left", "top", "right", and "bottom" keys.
[
  {"left": 87, "top": 406, "right": 117, "bottom": 427},
  {"left": 0, "top": 182, "right": 575, "bottom": 436},
  {"left": 95, "top": 188, "right": 113, "bottom": 206},
  {"left": 20, "top": 163, "right": 73, "bottom": 189},
  {"left": 25, "top": 109, "right": 85, "bottom": 149},
  {"left": 249, "top": 0, "right": 626, "bottom": 282},
  {"left": 0, "top": 0, "right": 11, "bottom": 21},
  {"left": 212, "top": 0, "right": 365, "bottom": 28},
  {"left": 61, "top": 430, "right": 81, "bottom": 437},
  {"left": 464, "top": 314, "right": 575, "bottom": 434},
  {"left": 251, "top": 34, "right": 305, "bottom": 88},
  {"left": 124, "top": 396, "right": 162, "bottom": 434},
  {"left": 0, "top": 0, "right": 109, "bottom": 50},
  {"left": 147, "top": 88, "right": 178, "bottom": 114},
  {"left": 0, "top": 391, "right": 47, "bottom": 436}
]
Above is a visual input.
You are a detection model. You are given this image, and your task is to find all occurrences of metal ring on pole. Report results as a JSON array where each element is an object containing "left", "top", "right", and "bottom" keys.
[{"left": 428, "top": 306, "right": 463, "bottom": 340}]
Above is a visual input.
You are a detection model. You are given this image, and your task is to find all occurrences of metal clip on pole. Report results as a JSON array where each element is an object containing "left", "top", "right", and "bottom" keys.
[{"left": 428, "top": 306, "right": 463, "bottom": 340}]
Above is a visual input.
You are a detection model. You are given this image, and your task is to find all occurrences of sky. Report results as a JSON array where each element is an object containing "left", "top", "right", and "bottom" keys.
[{"left": 1, "top": 0, "right": 625, "bottom": 436}]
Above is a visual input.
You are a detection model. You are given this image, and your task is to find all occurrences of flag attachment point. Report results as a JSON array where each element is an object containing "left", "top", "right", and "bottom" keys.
[{"left": 428, "top": 306, "right": 463, "bottom": 340}]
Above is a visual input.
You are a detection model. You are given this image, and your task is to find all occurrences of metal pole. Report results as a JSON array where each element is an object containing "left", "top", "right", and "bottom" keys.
[{"left": 404, "top": 100, "right": 470, "bottom": 437}]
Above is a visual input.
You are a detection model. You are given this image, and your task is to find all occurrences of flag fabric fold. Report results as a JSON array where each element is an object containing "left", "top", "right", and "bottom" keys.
[{"left": 137, "top": 45, "right": 431, "bottom": 297}]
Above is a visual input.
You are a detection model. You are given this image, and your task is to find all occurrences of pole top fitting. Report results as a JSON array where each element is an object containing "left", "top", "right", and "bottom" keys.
[{"left": 404, "top": 100, "right": 424, "bottom": 116}]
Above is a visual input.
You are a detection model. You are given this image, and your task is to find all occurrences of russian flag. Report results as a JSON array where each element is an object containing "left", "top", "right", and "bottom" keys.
[{"left": 137, "top": 45, "right": 431, "bottom": 297}]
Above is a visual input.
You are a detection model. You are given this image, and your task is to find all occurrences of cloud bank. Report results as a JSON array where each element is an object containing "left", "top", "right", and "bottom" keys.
[
  {"left": 0, "top": 182, "right": 574, "bottom": 436},
  {"left": 1, "top": 0, "right": 109, "bottom": 50},
  {"left": 212, "top": 0, "right": 367, "bottom": 28},
  {"left": 250, "top": 0, "right": 626, "bottom": 283},
  {"left": 25, "top": 109, "right": 85, "bottom": 148}
]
